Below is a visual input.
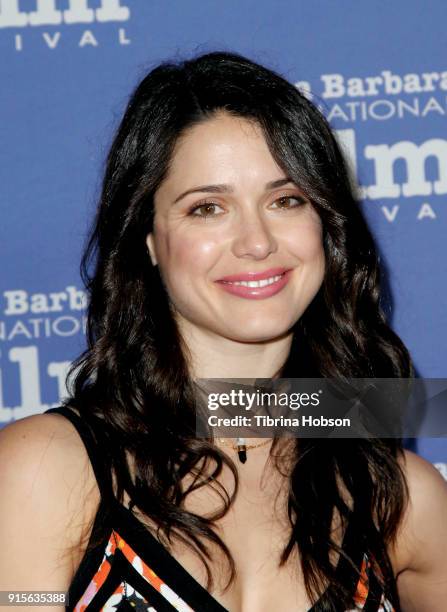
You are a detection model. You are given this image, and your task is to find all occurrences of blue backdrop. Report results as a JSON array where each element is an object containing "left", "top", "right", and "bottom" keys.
[{"left": 1, "top": 1, "right": 446, "bottom": 476}]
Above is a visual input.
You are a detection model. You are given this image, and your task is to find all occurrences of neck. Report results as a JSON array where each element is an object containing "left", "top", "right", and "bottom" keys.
[{"left": 178, "top": 321, "right": 293, "bottom": 379}]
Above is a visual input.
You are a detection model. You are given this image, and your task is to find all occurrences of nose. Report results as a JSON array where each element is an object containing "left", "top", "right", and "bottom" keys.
[{"left": 231, "top": 209, "right": 278, "bottom": 260}]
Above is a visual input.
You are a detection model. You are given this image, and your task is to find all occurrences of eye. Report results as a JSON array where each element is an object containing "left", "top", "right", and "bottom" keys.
[
  {"left": 188, "top": 202, "right": 224, "bottom": 218},
  {"left": 270, "top": 195, "right": 307, "bottom": 210}
]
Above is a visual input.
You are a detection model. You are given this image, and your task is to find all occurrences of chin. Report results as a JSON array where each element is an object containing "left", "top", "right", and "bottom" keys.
[{"left": 223, "top": 321, "right": 293, "bottom": 344}]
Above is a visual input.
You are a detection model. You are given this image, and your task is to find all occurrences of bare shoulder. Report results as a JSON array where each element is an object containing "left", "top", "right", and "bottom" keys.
[
  {"left": 397, "top": 449, "right": 447, "bottom": 551},
  {"left": 391, "top": 449, "right": 447, "bottom": 609},
  {"left": 0, "top": 411, "right": 101, "bottom": 591}
]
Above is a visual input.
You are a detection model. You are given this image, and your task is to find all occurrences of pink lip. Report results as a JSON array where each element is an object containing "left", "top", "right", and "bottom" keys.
[
  {"left": 217, "top": 267, "right": 289, "bottom": 282},
  {"left": 215, "top": 269, "right": 292, "bottom": 300}
]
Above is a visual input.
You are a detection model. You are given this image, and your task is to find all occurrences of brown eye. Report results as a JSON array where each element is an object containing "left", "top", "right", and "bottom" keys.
[
  {"left": 271, "top": 196, "right": 306, "bottom": 209},
  {"left": 189, "top": 202, "right": 224, "bottom": 217}
]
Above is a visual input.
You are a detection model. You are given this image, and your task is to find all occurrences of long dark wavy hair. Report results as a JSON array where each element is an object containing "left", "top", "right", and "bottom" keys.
[{"left": 66, "top": 51, "right": 413, "bottom": 610}]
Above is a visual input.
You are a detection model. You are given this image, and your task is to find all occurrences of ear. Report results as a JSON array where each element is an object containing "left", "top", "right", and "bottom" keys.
[{"left": 146, "top": 233, "right": 158, "bottom": 266}]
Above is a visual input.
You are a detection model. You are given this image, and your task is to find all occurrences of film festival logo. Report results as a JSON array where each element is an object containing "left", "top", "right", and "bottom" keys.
[
  {"left": 298, "top": 69, "right": 447, "bottom": 124},
  {"left": 0, "top": 0, "right": 131, "bottom": 50},
  {"left": 297, "top": 69, "right": 447, "bottom": 224},
  {"left": 0, "top": 286, "right": 87, "bottom": 422},
  {"left": 334, "top": 127, "right": 446, "bottom": 223}
]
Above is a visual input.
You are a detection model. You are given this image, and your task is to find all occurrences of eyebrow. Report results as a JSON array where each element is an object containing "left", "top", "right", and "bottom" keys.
[{"left": 173, "top": 178, "right": 296, "bottom": 204}]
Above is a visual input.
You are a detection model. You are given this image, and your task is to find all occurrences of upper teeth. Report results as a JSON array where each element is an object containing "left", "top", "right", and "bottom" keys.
[{"left": 227, "top": 274, "right": 283, "bottom": 288}]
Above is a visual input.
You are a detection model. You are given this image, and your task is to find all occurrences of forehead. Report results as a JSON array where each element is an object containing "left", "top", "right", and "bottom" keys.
[
  {"left": 176, "top": 111, "right": 262, "bottom": 145},
  {"left": 159, "top": 113, "right": 285, "bottom": 191}
]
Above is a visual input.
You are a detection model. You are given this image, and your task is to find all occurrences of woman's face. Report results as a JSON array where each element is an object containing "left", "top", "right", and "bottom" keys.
[{"left": 147, "top": 112, "right": 325, "bottom": 344}]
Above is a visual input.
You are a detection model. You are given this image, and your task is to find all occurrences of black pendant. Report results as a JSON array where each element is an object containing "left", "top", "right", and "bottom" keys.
[{"left": 237, "top": 445, "right": 247, "bottom": 463}]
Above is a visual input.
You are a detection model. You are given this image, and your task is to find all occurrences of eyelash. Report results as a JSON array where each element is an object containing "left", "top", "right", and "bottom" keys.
[{"left": 187, "top": 195, "right": 307, "bottom": 218}]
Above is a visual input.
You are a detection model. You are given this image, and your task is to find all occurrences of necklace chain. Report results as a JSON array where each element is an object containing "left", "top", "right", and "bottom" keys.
[{"left": 216, "top": 438, "right": 272, "bottom": 451}]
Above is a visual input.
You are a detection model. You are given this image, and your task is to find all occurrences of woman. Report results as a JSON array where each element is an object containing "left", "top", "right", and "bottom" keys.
[{"left": 1, "top": 51, "right": 446, "bottom": 612}]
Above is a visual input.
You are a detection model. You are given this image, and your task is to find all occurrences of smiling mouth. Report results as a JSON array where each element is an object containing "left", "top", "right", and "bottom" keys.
[
  {"left": 221, "top": 274, "right": 284, "bottom": 288},
  {"left": 215, "top": 269, "right": 291, "bottom": 300}
]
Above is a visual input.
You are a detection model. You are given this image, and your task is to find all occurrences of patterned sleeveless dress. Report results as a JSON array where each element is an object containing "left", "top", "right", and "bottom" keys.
[{"left": 45, "top": 406, "right": 397, "bottom": 611}]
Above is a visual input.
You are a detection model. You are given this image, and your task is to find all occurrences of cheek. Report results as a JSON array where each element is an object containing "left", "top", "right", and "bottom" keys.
[
  {"left": 154, "top": 225, "right": 221, "bottom": 278},
  {"left": 285, "top": 220, "right": 325, "bottom": 263}
]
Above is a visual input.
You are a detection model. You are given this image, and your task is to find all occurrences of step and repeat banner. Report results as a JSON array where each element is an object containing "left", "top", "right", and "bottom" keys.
[{"left": 0, "top": 1, "right": 446, "bottom": 474}]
